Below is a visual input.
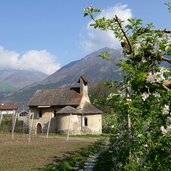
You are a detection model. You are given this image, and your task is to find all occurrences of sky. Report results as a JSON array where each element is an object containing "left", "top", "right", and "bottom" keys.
[{"left": 0, "top": 0, "right": 170, "bottom": 75}]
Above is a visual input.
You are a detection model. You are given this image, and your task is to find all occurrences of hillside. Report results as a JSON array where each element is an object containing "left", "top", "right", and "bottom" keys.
[
  {"left": 0, "top": 48, "right": 124, "bottom": 110},
  {"left": 0, "top": 69, "right": 48, "bottom": 96},
  {"left": 40, "top": 47, "right": 123, "bottom": 86}
]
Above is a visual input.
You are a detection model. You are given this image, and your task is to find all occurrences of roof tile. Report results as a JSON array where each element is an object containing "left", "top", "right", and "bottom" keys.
[{"left": 28, "top": 87, "right": 81, "bottom": 106}]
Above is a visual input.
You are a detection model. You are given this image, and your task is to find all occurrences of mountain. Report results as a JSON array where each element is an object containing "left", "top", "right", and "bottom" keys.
[
  {"left": 0, "top": 69, "right": 48, "bottom": 96},
  {"left": 40, "top": 47, "right": 123, "bottom": 86},
  {"left": 0, "top": 48, "right": 124, "bottom": 110}
]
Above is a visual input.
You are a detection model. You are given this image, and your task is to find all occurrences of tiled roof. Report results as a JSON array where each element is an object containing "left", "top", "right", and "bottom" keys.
[
  {"left": 28, "top": 87, "right": 82, "bottom": 107},
  {"left": 81, "top": 102, "right": 103, "bottom": 114},
  {"left": 57, "top": 102, "right": 103, "bottom": 115},
  {"left": 0, "top": 104, "right": 18, "bottom": 110},
  {"left": 57, "top": 106, "right": 81, "bottom": 114}
]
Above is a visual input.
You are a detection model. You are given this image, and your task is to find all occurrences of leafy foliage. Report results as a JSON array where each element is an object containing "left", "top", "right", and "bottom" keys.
[
  {"left": 89, "top": 81, "right": 118, "bottom": 113},
  {"left": 0, "top": 115, "right": 25, "bottom": 133},
  {"left": 84, "top": 3, "right": 171, "bottom": 170},
  {"left": 165, "top": 1, "right": 171, "bottom": 12}
]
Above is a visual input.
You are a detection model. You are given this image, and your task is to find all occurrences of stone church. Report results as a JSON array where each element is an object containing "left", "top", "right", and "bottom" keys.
[{"left": 28, "top": 76, "right": 102, "bottom": 135}]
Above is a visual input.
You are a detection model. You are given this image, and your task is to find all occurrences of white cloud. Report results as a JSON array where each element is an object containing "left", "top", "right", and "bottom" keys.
[
  {"left": 81, "top": 4, "right": 133, "bottom": 54},
  {"left": 0, "top": 46, "right": 60, "bottom": 75},
  {"left": 18, "top": 50, "right": 60, "bottom": 75}
]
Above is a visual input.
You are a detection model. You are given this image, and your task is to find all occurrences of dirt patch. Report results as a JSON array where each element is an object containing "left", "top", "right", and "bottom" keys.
[{"left": 0, "top": 134, "right": 97, "bottom": 171}]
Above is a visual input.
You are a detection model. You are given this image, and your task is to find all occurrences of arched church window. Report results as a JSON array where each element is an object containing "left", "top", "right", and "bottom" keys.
[{"left": 84, "top": 117, "right": 88, "bottom": 126}]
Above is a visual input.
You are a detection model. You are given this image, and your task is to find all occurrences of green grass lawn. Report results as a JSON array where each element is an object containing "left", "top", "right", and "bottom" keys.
[{"left": 0, "top": 133, "right": 97, "bottom": 171}]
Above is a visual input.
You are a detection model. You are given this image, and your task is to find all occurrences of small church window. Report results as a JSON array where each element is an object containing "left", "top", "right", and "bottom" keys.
[
  {"left": 39, "top": 110, "right": 42, "bottom": 118},
  {"left": 84, "top": 117, "right": 88, "bottom": 126}
]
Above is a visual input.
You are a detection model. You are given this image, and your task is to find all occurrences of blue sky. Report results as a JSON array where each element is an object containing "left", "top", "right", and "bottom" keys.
[{"left": 0, "top": 0, "right": 170, "bottom": 74}]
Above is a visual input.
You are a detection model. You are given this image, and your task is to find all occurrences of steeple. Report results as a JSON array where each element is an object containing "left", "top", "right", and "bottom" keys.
[{"left": 78, "top": 75, "right": 90, "bottom": 107}]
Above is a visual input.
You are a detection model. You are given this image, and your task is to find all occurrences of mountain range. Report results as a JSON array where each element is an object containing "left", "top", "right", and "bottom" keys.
[
  {"left": 0, "top": 69, "right": 47, "bottom": 96},
  {"left": 0, "top": 47, "right": 124, "bottom": 110}
]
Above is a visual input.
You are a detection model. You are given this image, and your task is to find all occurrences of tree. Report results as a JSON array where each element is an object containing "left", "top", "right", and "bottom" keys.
[
  {"left": 89, "top": 80, "right": 119, "bottom": 113},
  {"left": 89, "top": 81, "right": 121, "bottom": 133},
  {"left": 166, "top": 1, "right": 171, "bottom": 11},
  {"left": 84, "top": 3, "right": 171, "bottom": 170}
]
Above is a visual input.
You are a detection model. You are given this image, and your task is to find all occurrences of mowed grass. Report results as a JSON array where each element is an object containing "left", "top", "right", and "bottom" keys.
[{"left": 0, "top": 133, "right": 97, "bottom": 171}]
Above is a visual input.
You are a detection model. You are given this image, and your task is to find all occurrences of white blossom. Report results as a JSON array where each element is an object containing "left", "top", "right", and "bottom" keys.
[
  {"left": 167, "top": 117, "right": 171, "bottom": 122},
  {"left": 141, "top": 92, "right": 150, "bottom": 101},
  {"left": 126, "top": 98, "right": 132, "bottom": 102},
  {"left": 153, "top": 92, "right": 161, "bottom": 98},
  {"left": 146, "top": 72, "right": 155, "bottom": 83},
  {"left": 137, "top": 134, "right": 142, "bottom": 137},
  {"left": 156, "top": 74, "right": 165, "bottom": 83},
  {"left": 107, "top": 93, "right": 115, "bottom": 100},
  {"left": 111, "top": 125, "right": 114, "bottom": 128},
  {"left": 142, "top": 59, "right": 146, "bottom": 63},
  {"left": 160, "top": 67, "right": 169, "bottom": 73},
  {"left": 162, "top": 105, "right": 170, "bottom": 115},
  {"left": 160, "top": 126, "right": 168, "bottom": 134},
  {"left": 107, "top": 93, "right": 121, "bottom": 100},
  {"left": 144, "top": 144, "right": 148, "bottom": 148},
  {"left": 88, "top": 4, "right": 93, "bottom": 10},
  {"left": 146, "top": 67, "right": 169, "bottom": 84}
]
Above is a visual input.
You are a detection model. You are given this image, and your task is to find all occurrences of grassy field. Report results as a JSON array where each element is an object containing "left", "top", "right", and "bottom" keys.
[{"left": 0, "top": 133, "right": 97, "bottom": 171}]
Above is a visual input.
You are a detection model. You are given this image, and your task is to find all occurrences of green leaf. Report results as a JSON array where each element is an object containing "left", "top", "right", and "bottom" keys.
[
  {"left": 136, "top": 19, "right": 142, "bottom": 25},
  {"left": 93, "top": 8, "right": 101, "bottom": 13},
  {"left": 125, "top": 24, "right": 133, "bottom": 29},
  {"left": 167, "top": 51, "right": 171, "bottom": 55},
  {"left": 165, "top": 44, "right": 171, "bottom": 51},
  {"left": 83, "top": 13, "right": 88, "bottom": 17},
  {"left": 147, "top": 22, "right": 154, "bottom": 28}
]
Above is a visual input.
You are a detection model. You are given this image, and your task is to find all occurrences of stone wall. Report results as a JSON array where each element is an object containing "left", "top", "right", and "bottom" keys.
[
  {"left": 29, "top": 107, "right": 102, "bottom": 135},
  {"left": 29, "top": 107, "right": 60, "bottom": 134},
  {"left": 57, "top": 114, "right": 82, "bottom": 134},
  {"left": 81, "top": 114, "right": 102, "bottom": 134}
]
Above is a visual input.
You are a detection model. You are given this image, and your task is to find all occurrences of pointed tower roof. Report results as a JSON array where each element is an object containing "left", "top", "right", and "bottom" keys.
[{"left": 77, "top": 75, "right": 88, "bottom": 84}]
